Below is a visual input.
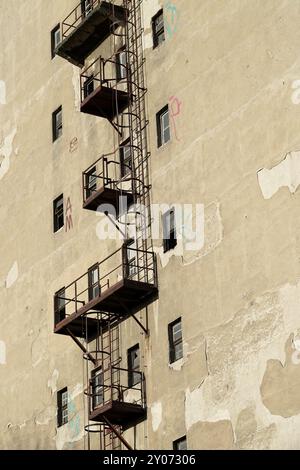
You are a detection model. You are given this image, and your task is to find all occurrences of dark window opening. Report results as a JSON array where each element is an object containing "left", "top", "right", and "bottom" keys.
[
  {"left": 168, "top": 318, "right": 183, "bottom": 364},
  {"left": 51, "top": 24, "right": 61, "bottom": 59},
  {"left": 52, "top": 106, "right": 62, "bottom": 142},
  {"left": 91, "top": 367, "right": 104, "bottom": 409},
  {"left": 81, "top": 0, "right": 93, "bottom": 17},
  {"left": 156, "top": 105, "right": 170, "bottom": 148},
  {"left": 83, "top": 75, "right": 94, "bottom": 99},
  {"left": 152, "top": 10, "right": 165, "bottom": 49},
  {"left": 85, "top": 166, "right": 97, "bottom": 198},
  {"left": 173, "top": 436, "right": 187, "bottom": 451},
  {"left": 53, "top": 194, "right": 64, "bottom": 233},
  {"left": 57, "top": 387, "right": 68, "bottom": 427},
  {"left": 163, "top": 208, "right": 177, "bottom": 253},
  {"left": 88, "top": 264, "right": 100, "bottom": 301},
  {"left": 120, "top": 138, "right": 132, "bottom": 178},
  {"left": 116, "top": 46, "right": 127, "bottom": 82},
  {"left": 54, "top": 287, "right": 66, "bottom": 324},
  {"left": 124, "top": 239, "right": 137, "bottom": 278},
  {"left": 128, "top": 344, "right": 141, "bottom": 388}
]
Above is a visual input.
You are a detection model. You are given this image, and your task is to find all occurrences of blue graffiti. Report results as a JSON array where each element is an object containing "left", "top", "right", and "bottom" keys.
[
  {"left": 68, "top": 396, "right": 81, "bottom": 438},
  {"left": 165, "top": 2, "right": 179, "bottom": 39}
]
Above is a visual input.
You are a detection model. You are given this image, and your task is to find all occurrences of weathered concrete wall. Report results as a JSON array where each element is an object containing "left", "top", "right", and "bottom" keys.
[{"left": 2, "top": 0, "right": 300, "bottom": 450}]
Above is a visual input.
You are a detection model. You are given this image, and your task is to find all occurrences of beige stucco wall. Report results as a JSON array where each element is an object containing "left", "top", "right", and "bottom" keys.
[{"left": 2, "top": 0, "right": 300, "bottom": 450}]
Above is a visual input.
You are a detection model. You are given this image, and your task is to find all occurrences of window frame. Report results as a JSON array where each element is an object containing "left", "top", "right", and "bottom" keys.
[
  {"left": 53, "top": 194, "right": 64, "bottom": 233},
  {"left": 162, "top": 208, "right": 177, "bottom": 253},
  {"left": 156, "top": 105, "right": 170, "bottom": 148},
  {"left": 173, "top": 436, "right": 187, "bottom": 451},
  {"left": 124, "top": 238, "right": 137, "bottom": 278},
  {"left": 81, "top": 0, "right": 93, "bottom": 17},
  {"left": 152, "top": 9, "right": 165, "bottom": 49},
  {"left": 168, "top": 317, "right": 183, "bottom": 364},
  {"left": 91, "top": 366, "right": 104, "bottom": 409},
  {"left": 85, "top": 166, "right": 97, "bottom": 198},
  {"left": 51, "top": 24, "right": 61, "bottom": 59},
  {"left": 88, "top": 264, "right": 100, "bottom": 301},
  {"left": 119, "top": 138, "right": 132, "bottom": 178},
  {"left": 116, "top": 46, "right": 127, "bottom": 82},
  {"left": 127, "top": 344, "right": 141, "bottom": 388},
  {"left": 52, "top": 106, "right": 62, "bottom": 142},
  {"left": 57, "top": 387, "right": 68, "bottom": 428},
  {"left": 83, "top": 75, "right": 94, "bottom": 99},
  {"left": 54, "top": 287, "right": 66, "bottom": 324}
]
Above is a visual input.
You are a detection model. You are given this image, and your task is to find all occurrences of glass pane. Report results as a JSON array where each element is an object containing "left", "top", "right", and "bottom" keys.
[
  {"left": 62, "top": 391, "right": 68, "bottom": 407},
  {"left": 56, "top": 110, "right": 62, "bottom": 128},
  {"left": 131, "top": 349, "right": 140, "bottom": 369},
  {"left": 155, "top": 14, "right": 164, "bottom": 32},
  {"left": 173, "top": 321, "right": 182, "bottom": 340},
  {"left": 54, "top": 29, "right": 60, "bottom": 48},
  {"left": 58, "top": 290, "right": 65, "bottom": 309},
  {"left": 176, "top": 438, "right": 187, "bottom": 450},
  {"left": 174, "top": 342, "right": 183, "bottom": 361}
]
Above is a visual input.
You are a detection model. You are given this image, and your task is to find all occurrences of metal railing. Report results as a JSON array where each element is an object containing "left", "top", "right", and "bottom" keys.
[
  {"left": 60, "top": 0, "right": 103, "bottom": 40},
  {"left": 80, "top": 54, "right": 129, "bottom": 103},
  {"left": 86, "top": 367, "right": 145, "bottom": 414},
  {"left": 82, "top": 148, "right": 136, "bottom": 204},
  {"left": 54, "top": 246, "right": 157, "bottom": 324}
]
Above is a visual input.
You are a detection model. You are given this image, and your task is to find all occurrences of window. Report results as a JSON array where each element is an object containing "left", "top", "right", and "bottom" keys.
[
  {"left": 54, "top": 287, "right": 66, "bottom": 324},
  {"left": 53, "top": 194, "right": 64, "bottom": 232},
  {"left": 51, "top": 24, "right": 61, "bottom": 59},
  {"left": 168, "top": 318, "right": 183, "bottom": 364},
  {"left": 128, "top": 344, "right": 141, "bottom": 388},
  {"left": 152, "top": 10, "right": 165, "bottom": 48},
  {"left": 125, "top": 239, "right": 137, "bottom": 278},
  {"left": 88, "top": 264, "right": 100, "bottom": 301},
  {"left": 81, "top": 0, "right": 93, "bottom": 17},
  {"left": 162, "top": 208, "right": 177, "bottom": 252},
  {"left": 57, "top": 388, "right": 68, "bottom": 427},
  {"left": 52, "top": 106, "right": 62, "bottom": 141},
  {"left": 173, "top": 436, "right": 187, "bottom": 451},
  {"left": 156, "top": 105, "right": 170, "bottom": 147},
  {"left": 120, "top": 138, "right": 132, "bottom": 177},
  {"left": 83, "top": 75, "right": 94, "bottom": 99},
  {"left": 85, "top": 166, "right": 97, "bottom": 198},
  {"left": 116, "top": 47, "right": 127, "bottom": 81},
  {"left": 91, "top": 367, "right": 104, "bottom": 409}
]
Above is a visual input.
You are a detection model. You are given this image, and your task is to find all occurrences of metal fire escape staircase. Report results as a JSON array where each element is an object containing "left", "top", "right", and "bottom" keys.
[{"left": 54, "top": 0, "right": 156, "bottom": 450}]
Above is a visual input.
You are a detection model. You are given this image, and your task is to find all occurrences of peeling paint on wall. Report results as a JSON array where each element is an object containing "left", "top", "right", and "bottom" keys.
[
  {"left": 261, "top": 334, "right": 300, "bottom": 418},
  {"left": 185, "top": 385, "right": 231, "bottom": 431},
  {"left": 0, "top": 341, "right": 6, "bottom": 365},
  {"left": 47, "top": 369, "right": 59, "bottom": 395},
  {"left": 151, "top": 401, "right": 162, "bottom": 432},
  {"left": 5, "top": 261, "right": 18, "bottom": 289},
  {"left": 55, "top": 383, "right": 84, "bottom": 450},
  {"left": 257, "top": 151, "right": 300, "bottom": 199},
  {"left": 72, "top": 66, "right": 81, "bottom": 109},
  {"left": 0, "top": 128, "right": 17, "bottom": 181},
  {"left": 0, "top": 80, "right": 6, "bottom": 104}
]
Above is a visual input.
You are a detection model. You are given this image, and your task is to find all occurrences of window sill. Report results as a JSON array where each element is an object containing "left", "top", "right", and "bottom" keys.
[{"left": 157, "top": 139, "right": 172, "bottom": 153}]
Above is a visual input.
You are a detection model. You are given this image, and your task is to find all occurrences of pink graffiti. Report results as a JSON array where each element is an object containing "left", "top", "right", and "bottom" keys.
[
  {"left": 169, "top": 95, "right": 182, "bottom": 141},
  {"left": 65, "top": 197, "right": 73, "bottom": 232}
]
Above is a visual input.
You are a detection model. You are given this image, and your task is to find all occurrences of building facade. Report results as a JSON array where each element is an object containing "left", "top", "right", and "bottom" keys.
[{"left": 1, "top": 0, "right": 300, "bottom": 450}]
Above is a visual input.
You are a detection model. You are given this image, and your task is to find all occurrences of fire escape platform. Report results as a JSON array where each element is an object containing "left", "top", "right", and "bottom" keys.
[
  {"left": 81, "top": 85, "right": 131, "bottom": 120},
  {"left": 54, "top": 278, "right": 158, "bottom": 338},
  {"left": 54, "top": 317, "right": 101, "bottom": 342},
  {"left": 83, "top": 186, "right": 134, "bottom": 213},
  {"left": 90, "top": 401, "right": 146, "bottom": 429},
  {"left": 56, "top": 2, "right": 128, "bottom": 67}
]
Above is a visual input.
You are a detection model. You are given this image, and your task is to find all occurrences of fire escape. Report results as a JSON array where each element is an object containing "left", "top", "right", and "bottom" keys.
[{"left": 54, "top": 0, "right": 157, "bottom": 450}]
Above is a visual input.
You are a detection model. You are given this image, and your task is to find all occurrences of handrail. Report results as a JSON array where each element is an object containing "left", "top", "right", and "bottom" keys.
[
  {"left": 61, "top": 0, "right": 102, "bottom": 39},
  {"left": 54, "top": 246, "right": 157, "bottom": 320}
]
